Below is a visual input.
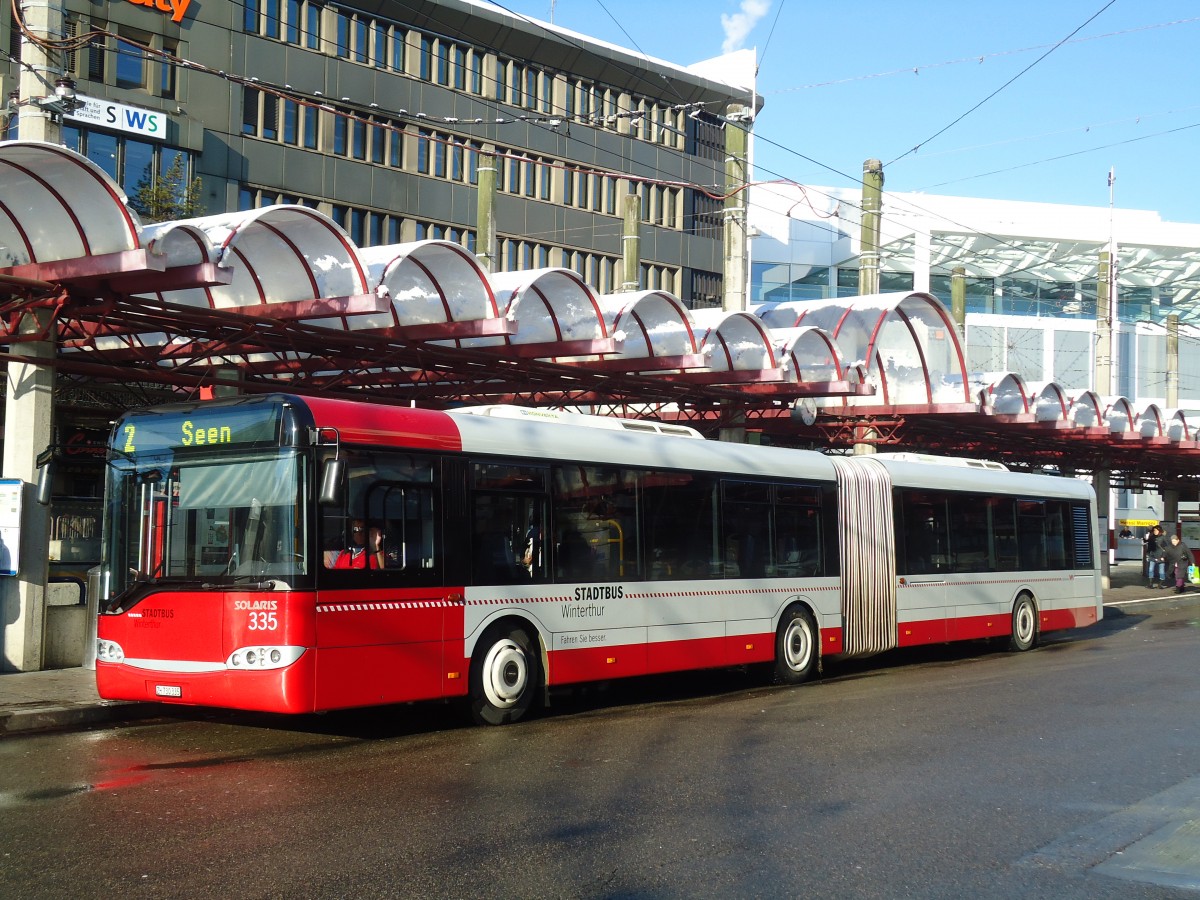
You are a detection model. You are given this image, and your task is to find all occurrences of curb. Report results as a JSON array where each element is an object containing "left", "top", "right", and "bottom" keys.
[{"left": 0, "top": 701, "right": 155, "bottom": 736}]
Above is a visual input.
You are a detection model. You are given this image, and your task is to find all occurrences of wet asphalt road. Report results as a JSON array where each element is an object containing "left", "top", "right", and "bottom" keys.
[{"left": 2, "top": 601, "right": 1200, "bottom": 899}]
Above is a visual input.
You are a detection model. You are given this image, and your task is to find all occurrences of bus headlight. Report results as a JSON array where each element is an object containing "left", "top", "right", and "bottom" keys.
[
  {"left": 226, "top": 646, "right": 305, "bottom": 670},
  {"left": 96, "top": 639, "right": 124, "bottom": 664}
]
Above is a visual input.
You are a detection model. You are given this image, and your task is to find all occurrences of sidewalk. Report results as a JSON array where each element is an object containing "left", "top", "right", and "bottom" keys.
[{"left": 0, "top": 562, "right": 1194, "bottom": 736}]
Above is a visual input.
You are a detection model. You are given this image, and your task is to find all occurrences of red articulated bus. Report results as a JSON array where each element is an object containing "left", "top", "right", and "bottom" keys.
[{"left": 93, "top": 394, "right": 1101, "bottom": 724}]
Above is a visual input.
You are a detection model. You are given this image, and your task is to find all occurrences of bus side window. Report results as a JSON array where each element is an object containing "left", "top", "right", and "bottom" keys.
[
  {"left": 468, "top": 462, "right": 549, "bottom": 585},
  {"left": 552, "top": 464, "right": 639, "bottom": 582},
  {"left": 470, "top": 499, "right": 545, "bottom": 584},
  {"left": 897, "top": 491, "right": 944, "bottom": 575},
  {"left": 774, "top": 483, "right": 824, "bottom": 578}
]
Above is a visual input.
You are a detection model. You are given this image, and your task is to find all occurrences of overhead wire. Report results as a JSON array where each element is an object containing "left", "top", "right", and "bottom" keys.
[
  {"left": 755, "top": 0, "right": 787, "bottom": 72},
  {"left": 921, "top": 120, "right": 1200, "bottom": 191},
  {"left": 885, "top": 0, "right": 1120, "bottom": 166},
  {"left": 765, "top": 14, "right": 1200, "bottom": 94}
]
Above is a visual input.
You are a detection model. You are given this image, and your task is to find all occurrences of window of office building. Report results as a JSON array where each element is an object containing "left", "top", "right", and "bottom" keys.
[
  {"left": 835, "top": 270, "right": 907, "bottom": 297},
  {"left": 965, "top": 324, "right": 1048, "bottom": 380},
  {"left": 690, "top": 270, "right": 724, "bottom": 309},
  {"left": 966, "top": 325, "right": 1004, "bottom": 375},
  {"left": 415, "top": 222, "right": 476, "bottom": 253},
  {"left": 115, "top": 30, "right": 152, "bottom": 91},
  {"left": 752, "top": 263, "right": 828, "bottom": 304},
  {"left": 1053, "top": 329, "right": 1091, "bottom": 390},
  {"left": 928, "top": 274, "right": 996, "bottom": 314},
  {"left": 1135, "top": 332, "right": 1166, "bottom": 400},
  {"left": 1118, "top": 285, "right": 1152, "bottom": 324},
  {"left": 61, "top": 126, "right": 196, "bottom": 218},
  {"left": 1006, "top": 326, "right": 1044, "bottom": 378},
  {"left": 245, "top": 0, "right": 324, "bottom": 49}
]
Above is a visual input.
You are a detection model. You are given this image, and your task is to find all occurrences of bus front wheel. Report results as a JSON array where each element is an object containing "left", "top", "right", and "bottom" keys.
[
  {"left": 469, "top": 623, "right": 541, "bottom": 726},
  {"left": 774, "top": 606, "right": 819, "bottom": 685},
  {"left": 1009, "top": 594, "right": 1039, "bottom": 652}
]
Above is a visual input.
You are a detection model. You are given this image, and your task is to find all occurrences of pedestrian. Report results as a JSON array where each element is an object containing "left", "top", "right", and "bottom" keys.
[
  {"left": 1145, "top": 525, "right": 1166, "bottom": 588},
  {"left": 1162, "top": 533, "right": 1195, "bottom": 594}
]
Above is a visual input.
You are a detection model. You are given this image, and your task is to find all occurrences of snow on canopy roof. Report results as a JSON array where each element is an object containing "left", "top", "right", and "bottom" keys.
[
  {"left": 359, "top": 239, "right": 498, "bottom": 331},
  {"left": 691, "top": 308, "right": 778, "bottom": 371},
  {"left": 1104, "top": 396, "right": 1137, "bottom": 434},
  {"left": 0, "top": 139, "right": 139, "bottom": 266},
  {"left": 1136, "top": 403, "right": 1167, "bottom": 438},
  {"left": 488, "top": 268, "right": 607, "bottom": 344},
  {"left": 1160, "top": 408, "right": 1192, "bottom": 441},
  {"left": 755, "top": 292, "right": 970, "bottom": 404},
  {"left": 984, "top": 373, "right": 1032, "bottom": 415},
  {"left": 1027, "top": 382, "right": 1070, "bottom": 422},
  {"left": 138, "top": 205, "right": 368, "bottom": 311},
  {"left": 1068, "top": 391, "right": 1104, "bottom": 427},
  {"left": 982, "top": 376, "right": 1075, "bottom": 425},
  {"left": 770, "top": 326, "right": 846, "bottom": 384},
  {"left": 596, "top": 290, "right": 700, "bottom": 358}
]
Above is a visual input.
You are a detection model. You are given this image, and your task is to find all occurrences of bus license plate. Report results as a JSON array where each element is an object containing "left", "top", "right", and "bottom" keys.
[{"left": 155, "top": 684, "right": 183, "bottom": 698}]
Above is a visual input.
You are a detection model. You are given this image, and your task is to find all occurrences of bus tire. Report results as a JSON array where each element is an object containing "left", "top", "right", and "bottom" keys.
[
  {"left": 1008, "top": 593, "right": 1038, "bottom": 652},
  {"left": 774, "top": 605, "right": 819, "bottom": 685},
  {"left": 469, "top": 623, "right": 541, "bottom": 726}
]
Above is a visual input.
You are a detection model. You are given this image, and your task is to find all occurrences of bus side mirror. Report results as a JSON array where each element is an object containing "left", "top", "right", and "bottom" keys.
[
  {"left": 319, "top": 458, "right": 345, "bottom": 506},
  {"left": 36, "top": 459, "right": 54, "bottom": 506}
]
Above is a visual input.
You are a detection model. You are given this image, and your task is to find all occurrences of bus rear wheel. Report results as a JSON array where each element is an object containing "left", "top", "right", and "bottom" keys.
[
  {"left": 1009, "top": 593, "right": 1039, "bottom": 652},
  {"left": 469, "top": 623, "right": 541, "bottom": 726},
  {"left": 774, "top": 606, "right": 819, "bottom": 685}
]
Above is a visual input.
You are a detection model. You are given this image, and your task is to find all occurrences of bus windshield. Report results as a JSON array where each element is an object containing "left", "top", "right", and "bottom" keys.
[{"left": 104, "top": 449, "right": 309, "bottom": 597}]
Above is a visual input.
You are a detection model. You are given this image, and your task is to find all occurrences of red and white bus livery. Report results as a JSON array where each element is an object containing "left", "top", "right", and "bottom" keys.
[{"left": 94, "top": 395, "right": 1101, "bottom": 724}]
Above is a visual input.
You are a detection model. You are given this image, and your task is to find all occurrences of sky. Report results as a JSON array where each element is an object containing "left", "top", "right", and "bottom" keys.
[{"left": 488, "top": 0, "right": 1200, "bottom": 223}]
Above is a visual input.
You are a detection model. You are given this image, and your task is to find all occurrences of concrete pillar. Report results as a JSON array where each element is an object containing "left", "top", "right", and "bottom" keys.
[
  {"left": 4, "top": 0, "right": 61, "bottom": 672},
  {"left": 15, "top": 0, "right": 64, "bottom": 146},
  {"left": 619, "top": 189, "right": 640, "bottom": 292},
  {"left": 1164, "top": 490, "right": 1180, "bottom": 533},
  {"left": 1166, "top": 314, "right": 1179, "bottom": 408},
  {"left": 2, "top": 313, "right": 55, "bottom": 671},
  {"left": 1095, "top": 250, "right": 1112, "bottom": 395},
  {"left": 718, "top": 414, "right": 747, "bottom": 444},
  {"left": 950, "top": 266, "right": 966, "bottom": 334},
  {"left": 852, "top": 425, "right": 879, "bottom": 456},
  {"left": 1161, "top": 314, "right": 1180, "bottom": 535},
  {"left": 859, "top": 159, "right": 883, "bottom": 296},
  {"left": 1094, "top": 467, "right": 1110, "bottom": 590},
  {"left": 475, "top": 147, "right": 498, "bottom": 274},
  {"left": 722, "top": 105, "right": 752, "bottom": 312}
]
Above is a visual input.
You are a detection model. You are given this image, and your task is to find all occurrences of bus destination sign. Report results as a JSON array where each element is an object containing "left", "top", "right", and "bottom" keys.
[{"left": 117, "top": 406, "right": 282, "bottom": 455}]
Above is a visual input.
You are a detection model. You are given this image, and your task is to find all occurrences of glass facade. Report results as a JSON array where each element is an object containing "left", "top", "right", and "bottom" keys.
[{"left": 753, "top": 264, "right": 1182, "bottom": 327}]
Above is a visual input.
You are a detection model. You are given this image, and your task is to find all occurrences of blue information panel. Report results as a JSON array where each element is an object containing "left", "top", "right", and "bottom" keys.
[{"left": 0, "top": 478, "right": 22, "bottom": 576}]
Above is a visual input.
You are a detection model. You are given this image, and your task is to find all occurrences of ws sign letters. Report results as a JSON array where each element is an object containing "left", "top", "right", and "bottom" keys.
[{"left": 67, "top": 95, "right": 168, "bottom": 141}]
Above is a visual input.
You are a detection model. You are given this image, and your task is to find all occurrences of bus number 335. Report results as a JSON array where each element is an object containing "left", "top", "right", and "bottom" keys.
[{"left": 247, "top": 611, "right": 278, "bottom": 631}]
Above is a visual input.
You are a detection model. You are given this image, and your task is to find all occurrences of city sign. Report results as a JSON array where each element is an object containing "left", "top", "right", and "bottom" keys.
[{"left": 122, "top": 0, "right": 192, "bottom": 24}]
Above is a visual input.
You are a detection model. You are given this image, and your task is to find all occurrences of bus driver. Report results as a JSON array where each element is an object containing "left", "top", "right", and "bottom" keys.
[{"left": 326, "top": 520, "right": 384, "bottom": 569}]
